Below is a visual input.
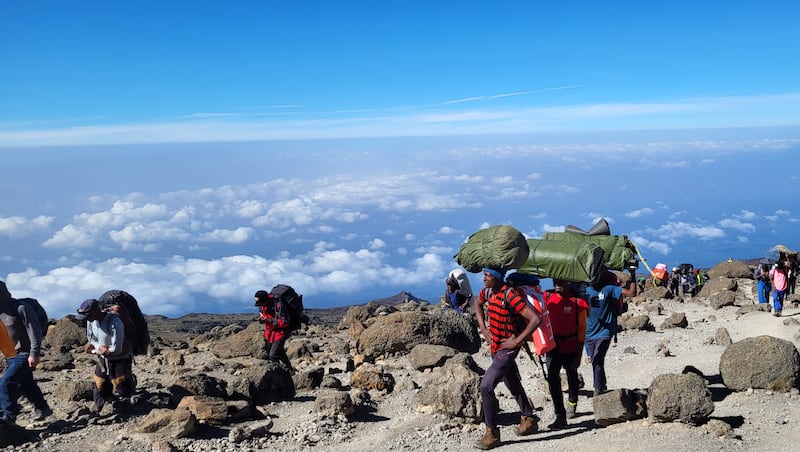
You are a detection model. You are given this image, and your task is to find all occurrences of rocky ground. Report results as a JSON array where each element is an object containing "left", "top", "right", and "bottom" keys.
[{"left": 2, "top": 261, "right": 800, "bottom": 452}]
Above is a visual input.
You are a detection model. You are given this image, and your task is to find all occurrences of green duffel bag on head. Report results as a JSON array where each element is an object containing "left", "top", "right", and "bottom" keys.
[
  {"left": 542, "top": 232, "right": 635, "bottom": 271},
  {"left": 517, "top": 238, "right": 605, "bottom": 284},
  {"left": 454, "top": 225, "right": 529, "bottom": 273}
]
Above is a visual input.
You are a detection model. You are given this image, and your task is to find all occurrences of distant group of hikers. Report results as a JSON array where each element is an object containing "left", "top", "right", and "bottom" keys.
[
  {"left": 447, "top": 265, "right": 637, "bottom": 450},
  {"left": 754, "top": 258, "right": 796, "bottom": 317},
  {"left": 666, "top": 265, "right": 708, "bottom": 298},
  {"left": 649, "top": 263, "right": 708, "bottom": 298}
]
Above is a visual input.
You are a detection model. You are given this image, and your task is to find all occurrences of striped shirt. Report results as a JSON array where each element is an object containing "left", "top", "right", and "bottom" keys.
[{"left": 481, "top": 285, "right": 528, "bottom": 353}]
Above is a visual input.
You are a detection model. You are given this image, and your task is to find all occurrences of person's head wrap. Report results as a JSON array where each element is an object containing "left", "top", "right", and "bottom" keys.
[{"left": 482, "top": 267, "right": 506, "bottom": 280}]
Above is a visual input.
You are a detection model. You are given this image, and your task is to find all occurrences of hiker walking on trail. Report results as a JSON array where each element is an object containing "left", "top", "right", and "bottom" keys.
[
  {"left": 445, "top": 277, "right": 471, "bottom": 314},
  {"left": 668, "top": 267, "right": 681, "bottom": 298},
  {"left": 786, "top": 258, "right": 796, "bottom": 296},
  {"left": 769, "top": 261, "right": 788, "bottom": 317},
  {"left": 444, "top": 268, "right": 474, "bottom": 314},
  {"left": 76, "top": 298, "right": 134, "bottom": 414},
  {"left": 255, "top": 290, "right": 294, "bottom": 371},
  {"left": 584, "top": 268, "right": 637, "bottom": 396},
  {"left": 473, "top": 267, "right": 541, "bottom": 450},
  {"left": 755, "top": 263, "right": 772, "bottom": 307},
  {"left": 543, "top": 279, "right": 589, "bottom": 430},
  {"left": 0, "top": 281, "right": 52, "bottom": 424}
]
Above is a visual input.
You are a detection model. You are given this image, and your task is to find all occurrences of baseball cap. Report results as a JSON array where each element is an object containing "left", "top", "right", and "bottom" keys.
[{"left": 76, "top": 299, "right": 100, "bottom": 320}]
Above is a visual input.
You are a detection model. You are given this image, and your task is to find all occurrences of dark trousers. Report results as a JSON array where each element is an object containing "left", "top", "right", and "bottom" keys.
[
  {"left": 93, "top": 356, "right": 134, "bottom": 410},
  {"left": 545, "top": 348, "right": 581, "bottom": 417},
  {"left": 585, "top": 337, "right": 611, "bottom": 396},
  {"left": 480, "top": 348, "right": 533, "bottom": 429},
  {"left": 0, "top": 353, "right": 48, "bottom": 421},
  {"left": 266, "top": 337, "right": 292, "bottom": 369}
]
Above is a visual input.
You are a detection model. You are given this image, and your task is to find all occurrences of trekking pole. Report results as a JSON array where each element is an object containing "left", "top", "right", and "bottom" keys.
[
  {"left": 537, "top": 354, "right": 548, "bottom": 380},
  {"left": 522, "top": 342, "right": 535, "bottom": 360}
]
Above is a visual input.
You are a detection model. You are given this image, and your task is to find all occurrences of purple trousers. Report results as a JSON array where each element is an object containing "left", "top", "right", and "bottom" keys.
[{"left": 480, "top": 348, "right": 534, "bottom": 428}]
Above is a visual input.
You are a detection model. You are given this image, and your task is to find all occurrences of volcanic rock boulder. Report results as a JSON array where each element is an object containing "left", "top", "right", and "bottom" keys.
[
  {"left": 647, "top": 373, "right": 714, "bottom": 424},
  {"left": 410, "top": 353, "right": 482, "bottom": 421},
  {"left": 210, "top": 322, "right": 268, "bottom": 359},
  {"left": 709, "top": 290, "right": 737, "bottom": 310},
  {"left": 408, "top": 344, "right": 459, "bottom": 371},
  {"left": 356, "top": 310, "right": 479, "bottom": 358},
  {"left": 350, "top": 364, "right": 395, "bottom": 393},
  {"left": 593, "top": 389, "right": 647, "bottom": 426},
  {"left": 699, "top": 277, "right": 737, "bottom": 297},
  {"left": 228, "top": 361, "right": 295, "bottom": 403},
  {"left": 618, "top": 314, "right": 654, "bottom": 332},
  {"left": 314, "top": 390, "right": 356, "bottom": 417},
  {"left": 719, "top": 335, "right": 800, "bottom": 391},
  {"left": 128, "top": 407, "right": 197, "bottom": 440},
  {"left": 177, "top": 395, "right": 229, "bottom": 424},
  {"left": 714, "top": 328, "right": 733, "bottom": 346},
  {"left": 169, "top": 373, "right": 229, "bottom": 404},
  {"left": 45, "top": 317, "right": 86, "bottom": 351},
  {"left": 337, "top": 302, "right": 380, "bottom": 330},
  {"left": 660, "top": 312, "right": 688, "bottom": 329},
  {"left": 706, "top": 260, "right": 753, "bottom": 279}
]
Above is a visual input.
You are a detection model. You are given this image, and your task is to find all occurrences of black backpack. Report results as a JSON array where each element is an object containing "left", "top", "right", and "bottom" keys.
[
  {"left": 16, "top": 298, "right": 49, "bottom": 337},
  {"left": 269, "top": 284, "right": 307, "bottom": 331},
  {"left": 98, "top": 290, "right": 150, "bottom": 356}
]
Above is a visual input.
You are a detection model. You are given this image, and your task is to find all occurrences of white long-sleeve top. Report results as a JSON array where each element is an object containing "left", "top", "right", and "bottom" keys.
[{"left": 86, "top": 312, "right": 130, "bottom": 359}]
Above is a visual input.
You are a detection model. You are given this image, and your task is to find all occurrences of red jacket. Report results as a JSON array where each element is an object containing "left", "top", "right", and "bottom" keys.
[
  {"left": 544, "top": 290, "right": 588, "bottom": 353},
  {"left": 259, "top": 301, "right": 290, "bottom": 342}
]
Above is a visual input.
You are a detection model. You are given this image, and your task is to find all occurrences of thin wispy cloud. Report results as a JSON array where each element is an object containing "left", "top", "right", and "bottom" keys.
[
  {"left": 180, "top": 112, "right": 242, "bottom": 119},
  {"left": 2, "top": 92, "right": 799, "bottom": 147},
  {"left": 446, "top": 85, "right": 583, "bottom": 104}
]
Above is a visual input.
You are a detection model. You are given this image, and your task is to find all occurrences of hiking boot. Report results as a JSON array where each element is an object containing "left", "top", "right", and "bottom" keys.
[
  {"left": 32, "top": 406, "right": 53, "bottom": 421},
  {"left": 515, "top": 414, "right": 539, "bottom": 436},
  {"left": 547, "top": 415, "right": 568, "bottom": 430},
  {"left": 566, "top": 401, "right": 578, "bottom": 419},
  {"left": 475, "top": 426, "right": 501, "bottom": 450}
]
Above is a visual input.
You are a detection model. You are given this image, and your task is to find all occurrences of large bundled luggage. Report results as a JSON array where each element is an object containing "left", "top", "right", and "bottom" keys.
[
  {"left": 543, "top": 218, "right": 637, "bottom": 270},
  {"left": 652, "top": 263, "right": 668, "bottom": 281},
  {"left": 454, "top": 225, "right": 529, "bottom": 273},
  {"left": 98, "top": 290, "right": 150, "bottom": 356},
  {"left": 516, "top": 238, "right": 605, "bottom": 284},
  {"left": 448, "top": 268, "right": 474, "bottom": 298}
]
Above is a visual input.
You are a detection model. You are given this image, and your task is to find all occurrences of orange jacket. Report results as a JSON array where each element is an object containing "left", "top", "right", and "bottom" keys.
[{"left": 0, "top": 321, "right": 17, "bottom": 358}]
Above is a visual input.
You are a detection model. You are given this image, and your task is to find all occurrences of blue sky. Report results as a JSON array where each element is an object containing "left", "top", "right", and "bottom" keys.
[{"left": 1, "top": 2, "right": 799, "bottom": 318}]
